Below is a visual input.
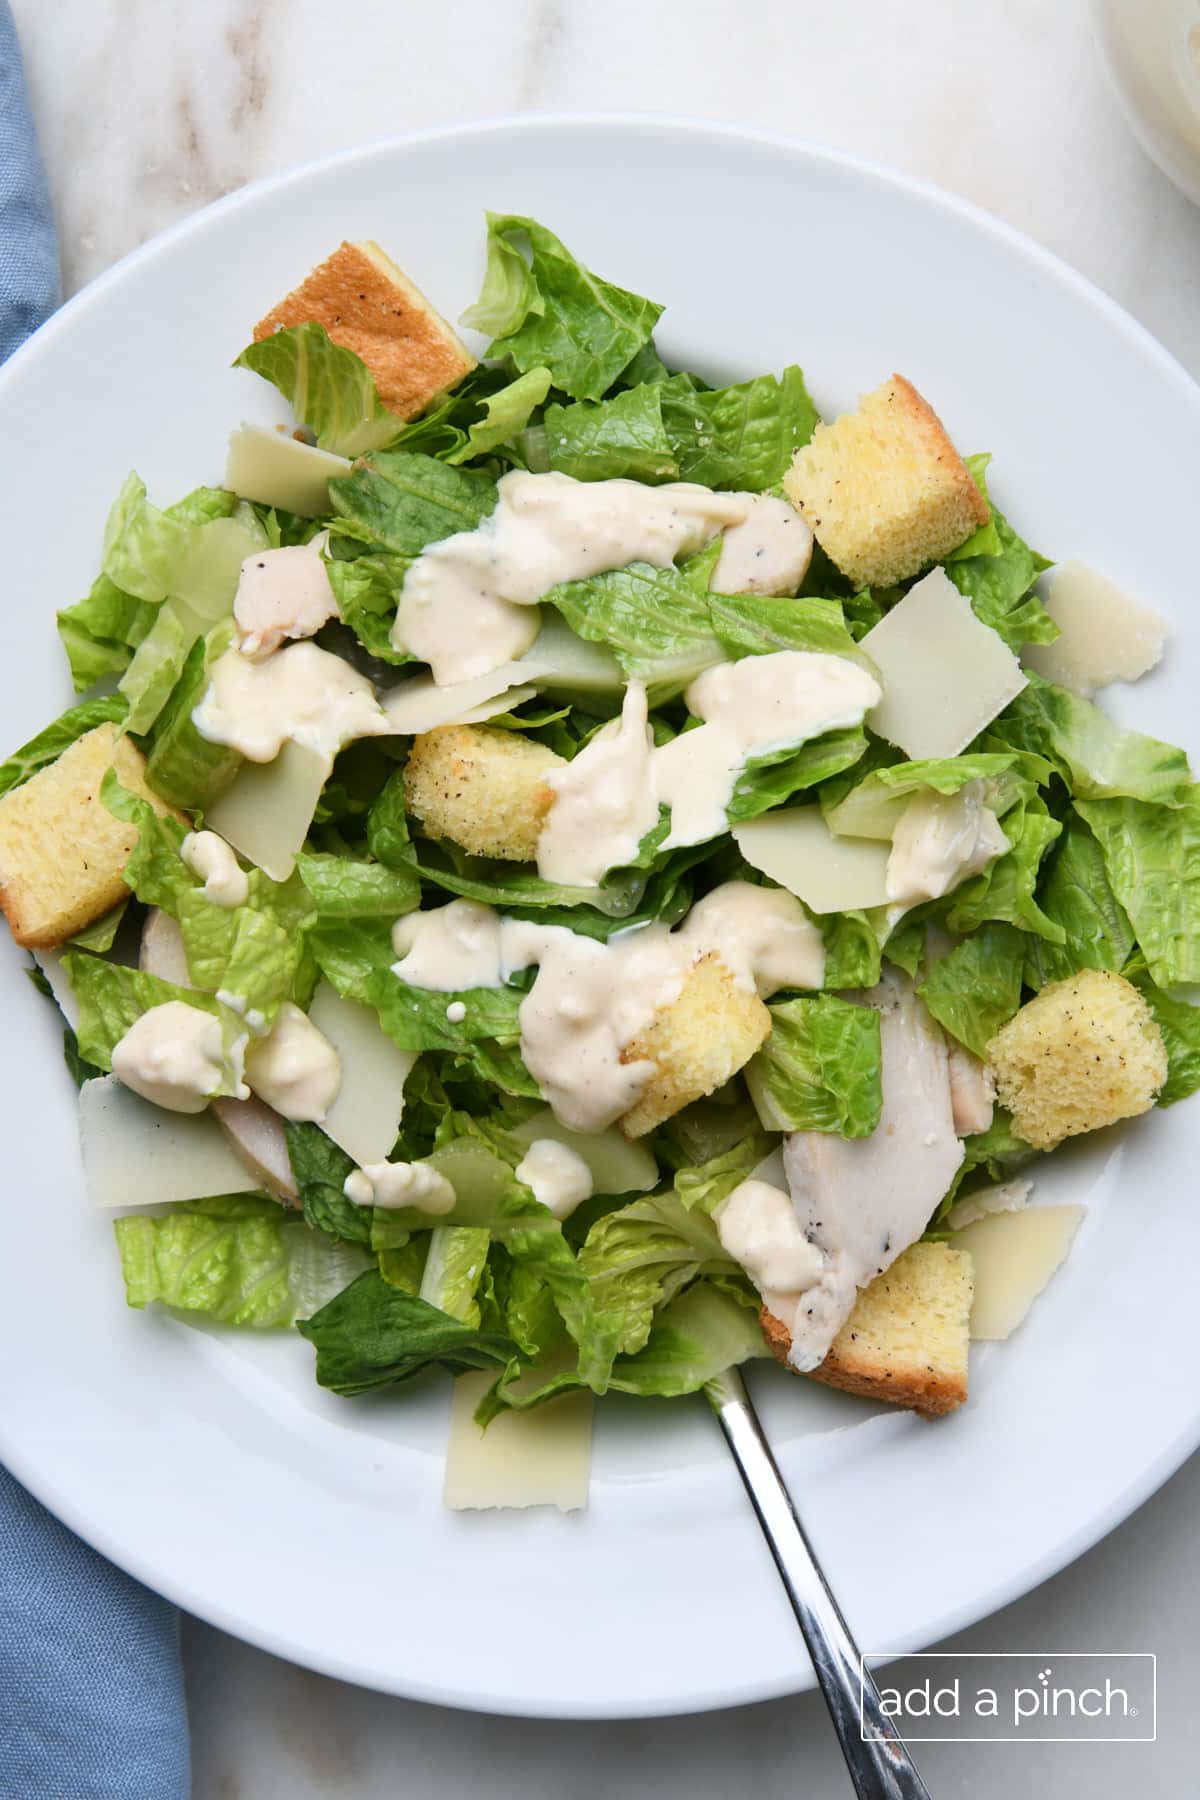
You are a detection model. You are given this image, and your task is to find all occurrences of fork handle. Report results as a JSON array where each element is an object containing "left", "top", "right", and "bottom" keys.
[{"left": 708, "top": 1369, "right": 932, "bottom": 1800}]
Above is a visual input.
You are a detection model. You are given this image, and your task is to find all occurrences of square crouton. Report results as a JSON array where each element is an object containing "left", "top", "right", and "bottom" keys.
[
  {"left": 783, "top": 373, "right": 987, "bottom": 588},
  {"left": 403, "top": 725, "right": 565, "bottom": 863},
  {"left": 618, "top": 951, "right": 771, "bottom": 1139},
  {"left": 253, "top": 240, "right": 476, "bottom": 423},
  {"left": 760, "top": 1241, "right": 974, "bottom": 1417},
  {"left": 0, "top": 724, "right": 178, "bottom": 947},
  {"left": 988, "top": 968, "right": 1166, "bottom": 1151}
]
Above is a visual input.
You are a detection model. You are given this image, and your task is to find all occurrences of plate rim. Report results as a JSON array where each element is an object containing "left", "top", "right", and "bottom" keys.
[{"left": 2, "top": 111, "right": 1199, "bottom": 1718}]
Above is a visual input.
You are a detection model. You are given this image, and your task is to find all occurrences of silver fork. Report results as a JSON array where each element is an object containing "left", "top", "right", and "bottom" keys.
[{"left": 707, "top": 1367, "right": 933, "bottom": 1800}]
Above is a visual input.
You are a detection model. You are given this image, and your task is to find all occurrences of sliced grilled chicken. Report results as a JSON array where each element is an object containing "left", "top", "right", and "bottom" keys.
[{"left": 773, "top": 974, "right": 964, "bottom": 1370}]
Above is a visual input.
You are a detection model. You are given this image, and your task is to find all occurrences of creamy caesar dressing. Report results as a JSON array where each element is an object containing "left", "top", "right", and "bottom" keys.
[
  {"left": 391, "top": 899, "right": 511, "bottom": 992},
  {"left": 194, "top": 640, "right": 388, "bottom": 763},
  {"left": 711, "top": 495, "right": 814, "bottom": 597},
  {"left": 772, "top": 974, "right": 964, "bottom": 1370},
  {"left": 392, "top": 470, "right": 751, "bottom": 684},
  {"left": 233, "top": 533, "right": 338, "bottom": 660},
  {"left": 537, "top": 680, "right": 659, "bottom": 885},
  {"left": 343, "top": 1160, "right": 457, "bottom": 1214},
  {"left": 515, "top": 1138, "right": 594, "bottom": 1219},
  {"left": 716, "top": 1178, "right": 824, "bottom": 1291},
  {"left": 653, "top": 652, "right": 881, "bottom": 850},
  {"left": 885, "top": 780, "right": 1008, "bottom": 909},
  {"left": 180, "top": 830, "right": 249, "bottom": 909},
  {"left": 243, "top": 1002, "right": 341, "bottom": 1122},
  {"left": 111, "top": 1001, "right": 243, "bottom": 1114},
  {"left": 678, "top": 879, "right": 825, "bottom": 994},
  {"left": 389, "top": 880, "right": 824, "bottom": 1133}
]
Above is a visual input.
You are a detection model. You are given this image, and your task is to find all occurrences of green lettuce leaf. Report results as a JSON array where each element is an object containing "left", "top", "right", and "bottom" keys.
[
  {"left": 546, "top": 560, "right": 724, "bottom": 702},
  {"left": 944, "top": 790, "right": 1064, "bottom": 942},
  {"left": 463, "top": 213, "right": 663, "bottom": 402},
  {"left": 322, "top": 552, "right": 412, "bottom": 665},
  {"left": 820, "top": 909, "right": 885, "bottom": 990},
  {"left": 1024, "top": 812, "right": 1136, "bottom": 990},
  {"left": 989, "top": 674, "right": 1191, "bottom": 806},
  {"left": 0, "top": 697, "right": 128, "bottom": 799},
  {"left": 482, "top": 1281, "right": 767, "bottom": 1417},
  {"left": 114, "top": 1194, "right": 370, "bottom": 1327},
  {"left": 419, "top": 1225, "right": 491, "bottom": 1324},
  {"left": 329, "top": 451, "right": 496, "bottom": 557},
  {"left": 726, "top": 728, "right": 870, "bottom": 825},
  {"left": 446, "top": 366, "right": 553, "bottom": 465},
  {"left": 659, "top": 365, "right": 818, "bottom": 490},
  {"left": 284, "top": 1120, "right": 374, "bottom": 1245},
  {"left": 1075, "top": 792, "right": 1200, "bottom": 987},
  {"left": 294, "top": 851, "right": 420, "bottom": 919},
  {"left": 823, "top": 752, "right": 1017, "bottom": 839},
  {"left": 945, "top": 453, "right": 1003, "bottom": 561},
  {"left": 143, "top": 622, "right": 244, "bottom": 812},
  {"left": 578, "top": 1188, "right": 734, "bottom": 1358},
  {"left": 672, "top": 1128, "right": 776, "bottom": 1214},
  {"left": 57, "top": 574, "right": 156, "bottom": 690},
  {"left": 946, "top": 500, "right": 1055, "bottom": 649},
  {"left": 917, "top": 925, "right": 1026, "bottom": 1059},
  {"left": 544, "top": 383, "right": 678, "bottom": 483},
  {"left": 707, "top": 591, "right": 865, "bottom": 663},
  {"left": 298, "top": 1269, "right": 517, "bottom": 1395},
  {"left": 745, "top": 995, "right": 882, "bottom": 1135},
  {"left": 1124, "top": 955, "right": 1200, "bottom": 1107},
  {"left": 235, "top": 323, "right": 403, "bottom": 457},
  {"left": 309, "top": 918, "right": 395, "bottom": 1005}
]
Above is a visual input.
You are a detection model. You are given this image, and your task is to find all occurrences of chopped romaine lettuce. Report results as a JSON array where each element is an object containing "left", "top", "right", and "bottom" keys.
[
  {"left": 235, "top": 322, "right": 403, "bottom": 458},
  {"left": 463, "top": 214, "right": 662, "bottom": 401},
  {"left": 746, "top": 995, "right": 882, "bottom": 1136}
]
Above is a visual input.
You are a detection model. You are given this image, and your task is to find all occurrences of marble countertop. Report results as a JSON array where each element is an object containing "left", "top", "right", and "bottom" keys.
[{"left": 11, "top": 0, "right": 1200, "bottom": 1794}]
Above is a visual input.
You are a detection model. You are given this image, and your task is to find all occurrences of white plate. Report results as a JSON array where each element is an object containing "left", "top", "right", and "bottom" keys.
[{"left": 0, "top": 117, "right": 1198, "bottom": 1721}]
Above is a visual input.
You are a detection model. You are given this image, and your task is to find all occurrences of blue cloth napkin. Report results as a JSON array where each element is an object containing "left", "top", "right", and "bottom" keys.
[{"left": 0, "top": 10, "right": 191, "bottom": 1796}]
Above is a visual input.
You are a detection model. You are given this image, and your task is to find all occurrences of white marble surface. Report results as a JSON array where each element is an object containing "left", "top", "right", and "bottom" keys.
[{"left": 10, "top": 0, "right": 1200, "bottom": 1794}]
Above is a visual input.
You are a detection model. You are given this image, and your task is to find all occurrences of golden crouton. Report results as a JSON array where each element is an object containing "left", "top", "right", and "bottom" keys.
[
  {"left": 783, "top": 373, "right": 987, "bottom": 588},
  {"left": 0, "top": 725, "right": 178, "bottom": 948},
  {"left": 618, "top": 952, "right": 771, "bottom": 1139},
  {"left": 987, "top": 968, "right": 1166, "bottom": 1151},
  {"left": 253, "top": 240, "right": 476, "bottom": 423},
  {"left": 403, "top": 725, "right": 564, "bottom": 863},
  {"left": 760, "top": 1241, "right": 974, "bottom": 1418}
]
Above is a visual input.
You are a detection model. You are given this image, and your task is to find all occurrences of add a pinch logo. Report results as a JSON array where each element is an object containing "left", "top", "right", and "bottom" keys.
[{"left": 861, "top": 1652, "right": 1156, "bottom": 1743}]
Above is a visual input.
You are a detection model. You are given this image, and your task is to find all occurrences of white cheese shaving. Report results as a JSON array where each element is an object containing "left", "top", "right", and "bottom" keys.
[
  {"left": 732, "top": 806, "right": 892, "bottom": 912},
  {"left": 444, "top": 1370, "right": 592, "bottom": 1512},
  {"left": 205, "top": 740, "right": 330, "bottom": 883},
  {"left": 307, "top": 982, "right": 417, "bottom": 1166},
  {"left": 861, "top": 566, "right": 1027, "bottom": 758},
  {"left": 225, "top": 423, "right": 350, "bottom": 518},
  {"left": 953, "top": 1204, "right": 1084, "bottom": 1339},
  {"left": 80, "top": 1074, "right": 262, "bottom": 1208},
  {"left": 1023, "top": 559, "right": 1167, "bottom": 697}
]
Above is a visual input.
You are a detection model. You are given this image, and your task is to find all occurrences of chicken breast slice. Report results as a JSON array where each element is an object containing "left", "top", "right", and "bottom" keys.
[{"left": 776, "top": 973, "right": 964, "bottom": 1370}]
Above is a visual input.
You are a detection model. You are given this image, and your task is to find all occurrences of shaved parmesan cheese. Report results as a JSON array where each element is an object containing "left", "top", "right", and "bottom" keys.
[
  {"left": 444, "top": 1370, "right": 592, "bottom": 1512},
  {"left": 1024, "top": 560, "right": 1167, "bottom": 697},
  {"left": 380, "top": 665, "right": 532, "bottom": 735},
  {"left": 861, "top": 567, "right": 1027, "bottom": 758},
  {"left": 307, "top": 981, "right": 416, "bottom": 1165},
  {"left": 33, "top": 949, "right": 80, "bottom": 1028},
  {"left": 511, "top": 1107, "right": 657, "bottom": 1196},
  {"left": 953, "top": 1203, "right": 1084, "bottom": 1339},
  {"left": 226, "top": 424, "right": 351, "bottom": 517},
  {"left": 139, "top": 909, "right": 191, "bottom": 986},
  {"left": 80, "top": 1073, "right": 260, "bottom": 1209},
  {"left": 457, "top": 686, "right": 537, "bottom": 723},
  {"left": 733, "top": 807, "right": 892, "bottom": 912},
  {"left": 516, "top": 612, "right": 624, "bottom": 694},
  {"left": 206, "top": 740, "right": 329, "bottom": 882}
]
